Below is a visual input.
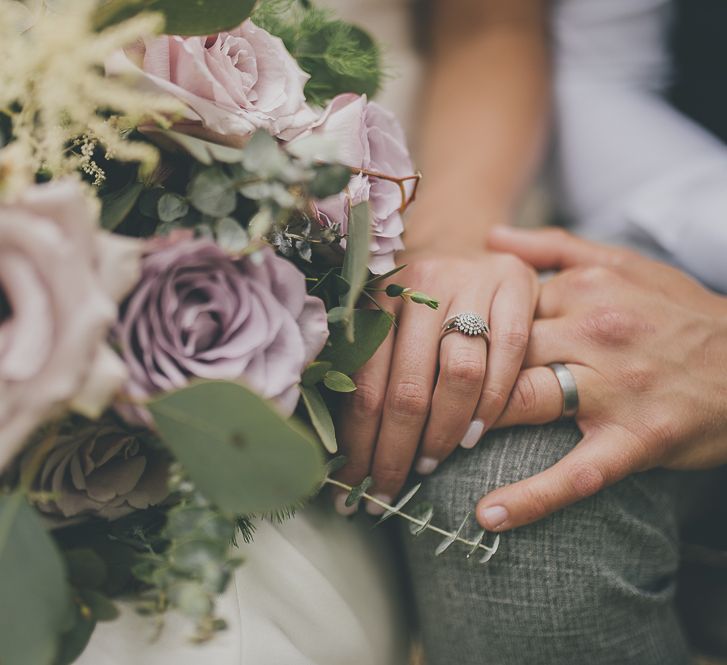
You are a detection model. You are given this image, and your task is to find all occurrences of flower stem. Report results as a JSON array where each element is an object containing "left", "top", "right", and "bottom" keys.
[{"left": 324, "top": 477, "right": 499, "bottom": 556}]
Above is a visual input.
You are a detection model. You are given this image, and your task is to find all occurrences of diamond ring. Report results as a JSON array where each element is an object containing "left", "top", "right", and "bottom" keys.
[{"left": 440, "top": 312, "right": 490, "bottom": 343}]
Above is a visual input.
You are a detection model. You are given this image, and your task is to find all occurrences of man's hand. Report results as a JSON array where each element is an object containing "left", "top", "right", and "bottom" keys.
[{"left": 475, "top": 226, "right": 727, "bottom": 532}]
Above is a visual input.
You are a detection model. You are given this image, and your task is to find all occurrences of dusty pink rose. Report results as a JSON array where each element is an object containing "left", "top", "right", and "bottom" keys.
[
  {"left": 0, "top": 180, "right": 141, "bottom": 472},
  {"left": 109, "top": 19, "right": 316, "bottom": 145},
  {"left": 298, "top": 94, "right": 415, "bottom": 274},
  {"left": 116, "top": 238, "right": 328, "bottom": 423}
]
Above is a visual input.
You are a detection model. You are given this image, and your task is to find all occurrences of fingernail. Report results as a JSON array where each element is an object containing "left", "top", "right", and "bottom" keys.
[
  {"left": 415, "top": 457, "right": 438, "bottom": 475},
  {"left": 366, "top": 493, "right": 391, "bottom": 516},
  {"left": 480, "top": 505, "right": 509, "bottom": 530},
  {"left": 460, "top": 419, "right": 485, "bottom": 449},
  {"left": 334, "top": 493, "right": 357, "bottom": 517}
]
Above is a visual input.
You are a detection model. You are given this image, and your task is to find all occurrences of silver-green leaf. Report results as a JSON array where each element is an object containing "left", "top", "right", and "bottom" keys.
[{"left": 300, "top": 385, "right": 338, "bottom": 454}]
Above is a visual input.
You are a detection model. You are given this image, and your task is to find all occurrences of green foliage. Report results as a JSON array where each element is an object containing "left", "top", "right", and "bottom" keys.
[
  {"left": 148, "top": 381, "right": 325, "bottom": 515},
  {"left": 252, "top": 1, "right": 382, "bottom": 105},
  {"left": 94, "top": 0, "right": 257, "bottom": 36},
  {"left": 300, "top": 385, "right": 337, "bottom": 454},
  {"left": 301, "top": 360, "right": 333, "bottom": 387},
  {"left": 188, "top": 166, "right": 237, "bottom": 217},
  {"left": 0, "top": 493, "right": 74, "bottom": 665},
  {"left": 100, "top": 180, "right": 143, "bottom": 230},
  {"left": 320, "top": 309, "right": 393, "bottom": 376},
  {"left": 340, "top": 202, "right": 372, "bottom": 340},
  {"left": 323, "top": 370, "right": 356, "bottom": 393}
]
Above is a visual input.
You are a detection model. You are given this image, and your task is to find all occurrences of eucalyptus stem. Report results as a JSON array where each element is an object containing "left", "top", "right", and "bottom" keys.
[{"left": 324, "top": 477, "right": 499, "bottom": 557}]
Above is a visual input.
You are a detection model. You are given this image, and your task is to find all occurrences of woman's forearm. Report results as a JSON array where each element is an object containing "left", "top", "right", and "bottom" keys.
[{"left": 405, "top": 0, "right": 551, "bottom": 254}]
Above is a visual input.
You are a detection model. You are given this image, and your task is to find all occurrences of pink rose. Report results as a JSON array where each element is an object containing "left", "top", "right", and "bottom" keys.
[
  {"left": 0, "top": 180, "right": 141, "bottom": 472},
  {"left": 298, "top": 94, "right": 416, "bottom": 274},
  {"left": 110, "top": 19, "right": 316, "bottom": 145}
]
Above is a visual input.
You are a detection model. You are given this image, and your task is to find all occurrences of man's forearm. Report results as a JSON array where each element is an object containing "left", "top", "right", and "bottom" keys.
[{"left": 405, "top": 1, "right": 550, "bottom": 254}]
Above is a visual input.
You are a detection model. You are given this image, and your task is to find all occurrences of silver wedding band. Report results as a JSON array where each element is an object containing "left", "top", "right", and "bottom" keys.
[
  {"left": 440, "top": 312, "right": 490, "bottom": 344},
  {"left": 548, "top": 363, "right": 580, "bottom": 419}
]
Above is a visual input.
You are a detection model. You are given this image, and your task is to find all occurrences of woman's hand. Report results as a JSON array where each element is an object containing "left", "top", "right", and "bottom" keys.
[
  {"left": 475, "top": 226, "right": 727, "bottom": 532},
  {"left": 333, "top": 249, "right": 539, "bottom": 514}
]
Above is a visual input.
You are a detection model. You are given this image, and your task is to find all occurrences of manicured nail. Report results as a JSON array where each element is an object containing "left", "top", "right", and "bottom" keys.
[
  {"left": 334, "top": 492, "right": 357, "bottom": 516},
  {"left": 460, "top": 419, "right": 485, "bottom": 449},
  {"left": 480, "top": 505, "right": 509, "bottom": 530},
  {"left": 366, "top": 493, "right": 391, "bottom": 516},
  {"left": 415, "top": 456, "right": 438, "bottom": 475}
]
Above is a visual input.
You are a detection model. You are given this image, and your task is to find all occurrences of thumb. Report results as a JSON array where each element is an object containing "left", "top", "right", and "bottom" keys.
[
  {"left": 487, "top": 226, "right": 615, "bottom": 271},
  {"left": 475, "top": 427, "right": 644, "bottom": 531}
]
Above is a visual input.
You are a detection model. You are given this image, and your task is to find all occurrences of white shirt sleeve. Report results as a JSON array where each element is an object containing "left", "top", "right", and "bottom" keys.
[{"left": 553, "top": 0, "right": 727, "bottom": 291}]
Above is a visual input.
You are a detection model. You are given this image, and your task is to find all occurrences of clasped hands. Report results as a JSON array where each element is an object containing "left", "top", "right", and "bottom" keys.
[{"left": 333, "top": 226, "right": 727, "bottom": 532}]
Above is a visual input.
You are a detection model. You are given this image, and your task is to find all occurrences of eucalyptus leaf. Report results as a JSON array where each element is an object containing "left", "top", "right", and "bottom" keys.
[
  {"left": 79, "top": 590, "right": 119, "bottom": 623},
  {"left": 52, "top": 607, "right": 95, "bottom": 665},
  {"left": 146, "top": 129, "right": 247, "bottom": 165},
  {"left": 466, "top": 530, "right": 486, "bottom": 558},
  {"left": 240, "top": 130, "right": 289, "bottom": 179},
  {"left": 148, "top": 381, "right": 325, "bottom": 515},
  {"left": 320, "top": 309, "right": 393, "bottom": 375},
  {"left": 408, "top": 502, "right": 434, "bottom": 536},
  {"left": 187, "top": 167, "right": 237, "bottom": 217},
  {"left": 215, "top": 217, "right": 248, "bottom": 253},
  {"left": 93, "top": 0, "right": 257, "bottom": 36},
  {"left": 480, "top": 534, "right": 501, "bottom": 564},
  {"left": 346, "top": 476, "right": 373, "bottom": 507},
  {"left": 326, "top": 306, "right": 348, "bottom": 324},
  {"left": 0, "top": 493, "right": 74, "bottom": 665},
  {"left": 100, "top": 181, "right": 142, "bottom": 230},
  {"left": 157, "top": 192, "right": 189, "bottom": 223},
  {"left": 340, "top": 202, "right": 372, "bottom": 341},
  {"left": 435, "top": 512, "right": 471, "bottom": 557},
  {"left": 300, "top": 385, "right": 337, "bottom": 454},
  {"left": 377, "top": 483, "right": 421, "bottom": 524},
  {"left": 323, "top": 370, "right": 356, "bottom": 393},
  {"left": 308, "top": 164, "right": 352, "bottom": 199}
]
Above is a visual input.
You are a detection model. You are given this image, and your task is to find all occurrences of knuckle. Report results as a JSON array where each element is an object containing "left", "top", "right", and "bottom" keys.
[
  {"left": 579, "top": 305, "right": 638, "bottom": 345},
  {"left": 570, "top": 265, "right": 614, "bottom": 291},
  {"left": 481, "top": 386, "right": 509, "bottom": 414},
  {"left": 388, "top": 378, "right": 431, "bottom": 417},
  {"left": 494, "top": 325, "right": 530, "bottom": 354},
  {"left": 509, "top": 373, "right": 539, "bottom": 414},
  {"left": 348, "top": 382, "right": 384, "bottom": 418},
  {"left": 620, "top": 360, "right": 656, "bottom": 391},
  {"left": 565, "top": 462, "right": 606, "bottom": 499},
  {"left": 443, "top": 348, "right": 486, "bottom": 386}
]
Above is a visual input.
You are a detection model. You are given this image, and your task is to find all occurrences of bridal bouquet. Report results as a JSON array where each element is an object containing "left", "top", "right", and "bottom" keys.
[{"left": 0, "top": 1, "right": 496, "bottom": 663}]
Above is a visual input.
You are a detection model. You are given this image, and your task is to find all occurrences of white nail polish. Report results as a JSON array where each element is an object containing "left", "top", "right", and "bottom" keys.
[
  {"left": 460, "top": 419, "right": 485, "bottom": 449},
  {"left": 334, "top": 493, "right": 357, "bottom": 516},
  {"left": 366, "top": 493, "right": 391, "bottom": 516},
  {"left": 415, "top": 457, "right": 439, "bottom": 475}
]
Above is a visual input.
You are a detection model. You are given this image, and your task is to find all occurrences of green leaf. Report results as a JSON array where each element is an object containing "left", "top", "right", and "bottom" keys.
[
  {"left": 215, "top": 217, "right": 248, "bottom": 253},
  {"left": 93, "top": 0, "right": 257, "bottom": 36},
  {"left": 408, "top": 502, "right": 434, "bottom": 536},
  {"left": 308, "top": 164, "right": 352, "bottom": 199},
  {"left": 100, "top": 181, "right": 143, "bottom": 230},
  {"left": 301, "top": 361, "right": 332, "bottom": 387},
  {"left": 148, "top": 381, "right": 325, "bottom": 515},
  {"left": 300, "top": 385, "right": 337, "bottom": 454},
  {"left": 53, "top": 607, "right": 95, "bottom": 665},
  {"left": 187, "top": 166, "right": 237, "bottom": 217},
  {"left": 320, "top": 309, "right": 393, "bottom": 375},
  {"left": 64, "top": 549, "right": 107, "bottom": 590},
  {"left": 434, "top": 512, "right": 471, "bottom": 557},
  {"left": 326, "top": 306, "right": 348, "bottom": 324},
  {"left": 157, "top": 192, "right": 189, "bottom": 223},
  {"left": 346, "top": 476, "right": 373, "bottom": 507},
  {"left": 0, "top": 493, "right": 74, "bottom": 665},
  {"left": 377, "top": 483, "right": 421, "bottom": 524},
  {"left": 323, "top": 370, "right": 356, "bottom": 393},
  {"left": 79, "top": 590, "right": 119, "bottom": 623},
  {"left": 340, "top": 202, "right": 372, "bottom": 341}
]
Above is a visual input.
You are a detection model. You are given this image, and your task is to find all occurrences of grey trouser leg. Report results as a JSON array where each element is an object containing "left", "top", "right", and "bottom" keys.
[{"left": 402, "top": 423, "right": 695, "bottom": 665}]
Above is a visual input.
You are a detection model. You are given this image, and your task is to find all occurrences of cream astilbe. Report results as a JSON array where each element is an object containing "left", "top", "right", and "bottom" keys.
[{"left": 0, "top": 0, "right": 183, "bottom": 186}]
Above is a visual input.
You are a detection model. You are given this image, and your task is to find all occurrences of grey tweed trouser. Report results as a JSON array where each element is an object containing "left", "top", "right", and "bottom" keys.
[{"left": 402, "top": 423, "right": 722, "bottom": 665}]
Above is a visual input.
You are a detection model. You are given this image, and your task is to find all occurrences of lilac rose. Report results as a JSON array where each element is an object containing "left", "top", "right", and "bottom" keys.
[
  {"left": 109, "top": 19, "right": 316, "bottom": 145},
  {"left": 0, "top": 180, "right": 141, "bottom": 473},
  {"left": 298, "top": 94, "right": 416, "bottom": 274},
  {"left": 116, "top": 238, "right": 329, "bottom": 423}
]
